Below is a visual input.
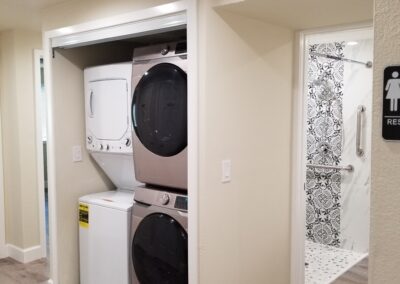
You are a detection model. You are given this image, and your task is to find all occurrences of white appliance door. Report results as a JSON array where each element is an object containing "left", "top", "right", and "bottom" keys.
[
  {"left": 80, "top": 203, "right": 130, "bottom": 284},
  {"left": 88, "top": 79, "right": 129, "bottom": 140}
]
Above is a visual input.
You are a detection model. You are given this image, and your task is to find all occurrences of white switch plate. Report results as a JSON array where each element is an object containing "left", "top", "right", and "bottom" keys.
[
  {"left": 221, "top": 159, "right": 231, "bottom": 183},
  {"left": 72, "top": 145, "right": 82, "bottom": 162}
]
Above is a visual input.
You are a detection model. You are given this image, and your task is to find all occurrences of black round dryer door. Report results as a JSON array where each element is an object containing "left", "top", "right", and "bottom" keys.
[
  {"left": 132, "top": 63, "right": 187, "bottom": 157},
  {"left": 132, "top": 213, "right": 188, "bottom": 284}
]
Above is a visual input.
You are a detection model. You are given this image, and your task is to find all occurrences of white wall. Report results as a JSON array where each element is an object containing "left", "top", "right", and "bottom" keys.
[
  {"left": 370, "top": 0, "right": 400, "bottom": 283},
  {"left": 198, "top": 2, "right": 294, "bottom": 283},
  {"left": 341, "top": 37, "right": 373, "bottom": 253},
  {"left": 0, "top": 29, "right": 42, "bottom": 250}
]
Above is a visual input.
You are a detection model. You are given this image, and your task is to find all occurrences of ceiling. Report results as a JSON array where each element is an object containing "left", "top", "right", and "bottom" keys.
[
  {"left": 0, "top": 0, "right": 68, "bottom": 31},
  {"left": 220, "top": 0, "right": 374, "bottom": 30},
  {"left": 0, "top": 0, "right": 374, "bottom": 32}
]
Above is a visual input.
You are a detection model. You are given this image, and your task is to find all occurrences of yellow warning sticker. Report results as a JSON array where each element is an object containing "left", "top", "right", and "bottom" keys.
[{"left": 79, "top": 203, "right": 89, "bottom": 228}]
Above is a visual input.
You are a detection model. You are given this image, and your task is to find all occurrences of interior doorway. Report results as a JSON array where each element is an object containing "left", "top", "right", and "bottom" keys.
[
  {"left": 294, "top": 26, "right": 373, "bottom": 284},
  {"left": 34, "top": 49, "right": 50, "bottom": 276}
]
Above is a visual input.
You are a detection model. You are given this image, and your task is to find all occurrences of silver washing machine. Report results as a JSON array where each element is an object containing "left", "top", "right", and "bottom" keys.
[
  {"left": 130, "top": 186, "right": 188, "bottom": 284},
  {"left": 131, "top": 41, "right": 187, "bottom": 190}
]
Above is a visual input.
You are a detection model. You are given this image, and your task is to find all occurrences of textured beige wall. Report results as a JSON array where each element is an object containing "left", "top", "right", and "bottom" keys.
[
  {"left": 198, "top": 2, "right": 293, "bottom": 283},
  {"left": 370, "top": 0, "right": 400, "bottom": 283},
  {"left": 0, "top": 30, "right": 42, "bottom": 249}
]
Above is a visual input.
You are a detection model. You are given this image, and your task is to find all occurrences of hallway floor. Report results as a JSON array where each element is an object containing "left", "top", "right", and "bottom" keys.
[{"left": 0, "top": 258, "right": 49, "bottom": 284}]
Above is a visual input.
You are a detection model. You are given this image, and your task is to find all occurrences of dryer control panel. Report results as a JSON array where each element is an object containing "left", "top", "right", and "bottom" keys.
[
  {"left": 86, "top": 132, "right": 133, "bottom": 154},
  {"left": 134, "top": 187, "right": 188, "bottom": 212}
]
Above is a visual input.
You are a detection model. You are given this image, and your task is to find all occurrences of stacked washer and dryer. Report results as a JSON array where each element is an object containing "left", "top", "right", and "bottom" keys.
[
  {"left": 79, "top": 63, "right": 142, "bottom": 284},
  {"left": 130, "top": 42, "right": 188, "bottom": 284},
  {"left": 79, "top": 41, "right": 188, "bottom": 284}
]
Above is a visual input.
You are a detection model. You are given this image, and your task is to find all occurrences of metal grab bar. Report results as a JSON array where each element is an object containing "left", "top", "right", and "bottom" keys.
[
  {"left": 306, "top": 164, "right": 354, "bottom": 172},
  {"left": 310, "top": 52, "right": 373, "bottom": 68},
  {"left": 356, "top": 105, "right": 366, "bottom": 157}
]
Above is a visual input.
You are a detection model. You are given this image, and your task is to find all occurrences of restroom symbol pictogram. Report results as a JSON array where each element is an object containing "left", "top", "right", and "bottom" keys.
[
  {"left": 385, "top": 71, "right": 400, "bottom": 112},
  {"left": 382, "top": 66, "right": 400, "bottom": 140}
]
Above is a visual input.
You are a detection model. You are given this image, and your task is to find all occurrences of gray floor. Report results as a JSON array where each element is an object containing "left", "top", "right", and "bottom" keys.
[
  {"left": 333, "top": 257, "right": 368, "bottom": 284},
  {"left": 0, "top": 258, "right": 49, "bottom": 284}
]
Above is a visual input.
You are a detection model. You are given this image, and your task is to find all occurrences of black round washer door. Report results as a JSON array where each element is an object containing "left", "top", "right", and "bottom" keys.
[
  {"left": 132, "top": 213, "right": 188, "bottom": 284},
  {"left": 132, "top": 63, "right": 187, "bottom": 157}
]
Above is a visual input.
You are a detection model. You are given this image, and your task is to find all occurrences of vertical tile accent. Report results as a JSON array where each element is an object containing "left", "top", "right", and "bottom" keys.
[{"left": 306, "top": 42, "right": 345, "bottom": 247}]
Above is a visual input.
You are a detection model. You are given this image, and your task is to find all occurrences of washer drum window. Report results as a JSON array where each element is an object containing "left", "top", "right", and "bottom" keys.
[
  {"left": 132, "top": 63, "right": 187, "bottom": 157},
  {"left": 132, "top": 213, "right": 188, "bottom": 284}
]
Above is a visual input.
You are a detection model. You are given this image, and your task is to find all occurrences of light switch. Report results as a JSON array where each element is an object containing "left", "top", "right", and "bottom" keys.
[
  {"left": 72, "top": 145, "right": 82, "bottom": 162},
  {"left": 221, "top": 159, "right": 231, "bottom": 183}
]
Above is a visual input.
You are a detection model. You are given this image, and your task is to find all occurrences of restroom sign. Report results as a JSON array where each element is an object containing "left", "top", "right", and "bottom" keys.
[{"left": 383, "top": 66, "right": 400, "bottom": 140}]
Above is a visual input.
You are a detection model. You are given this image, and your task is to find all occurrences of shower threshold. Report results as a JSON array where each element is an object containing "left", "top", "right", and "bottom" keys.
[{"left": 305, "top": 240, "right": 368, "bottom": 284}]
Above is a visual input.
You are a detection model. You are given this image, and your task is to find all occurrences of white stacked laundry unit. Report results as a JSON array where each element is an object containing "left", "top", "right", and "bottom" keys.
[{"left": 79, "top": 62, "right": 141, "bottom": 284}]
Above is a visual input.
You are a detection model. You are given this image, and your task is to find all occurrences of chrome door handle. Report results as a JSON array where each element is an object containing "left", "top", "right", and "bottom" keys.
[
  {"left": 356, "top": 105, "right": 365, "bottom": 157},
  {"left": 89, "top": 90, "right": 94, "bottom": 117}
]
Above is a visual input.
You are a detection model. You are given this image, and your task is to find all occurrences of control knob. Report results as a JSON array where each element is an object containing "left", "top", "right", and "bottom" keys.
[
  {"left": 161, "top": 46, "right": 170, "bottom": 56},
  {"left": 160, "top": 193, "right": 170, "bottom": 205},
  {"left": 125, "top": 138, "right": 131, "bottom": 147},
  {"left": 100, "top": 144, "right": 103, "bottom": 151},
  {"left": 87, "top": 136, "right": 93, "bottom": 144},
  {"left": 106, "top": 145, "right": 110, "bottom": 151}
]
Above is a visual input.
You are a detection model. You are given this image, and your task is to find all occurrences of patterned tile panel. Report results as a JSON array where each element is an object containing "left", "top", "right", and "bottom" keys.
[{"left": 306, "top": 42, "right": 345, "bottom": 246}]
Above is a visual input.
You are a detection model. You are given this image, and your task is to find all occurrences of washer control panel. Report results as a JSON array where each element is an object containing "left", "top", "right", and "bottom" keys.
[
  {"left": 135, "top": 187, "right": 187, "bottom": 212},
  {"left": 174, "top": 195, "right": 188, "bottom": 211}
]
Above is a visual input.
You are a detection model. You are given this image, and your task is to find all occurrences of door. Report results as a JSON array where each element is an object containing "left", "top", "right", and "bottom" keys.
[
  {"left": 303, "top": 29, "right": 373, "bottom": 284},
  {"left": 132, "top": 213, "right": 188, "bottom": 284},
  {"left": 132, "top": 63, "right": 187, "bottom": 157},
  {"left": 87, "top": 79, "right": 130, "bottom": 141}
]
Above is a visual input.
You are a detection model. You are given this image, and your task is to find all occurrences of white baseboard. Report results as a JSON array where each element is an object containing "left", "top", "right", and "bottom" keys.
[
  {"left": 0, "top": 244, "right": 8, "bottom": 259},
  {"left": 7, "top": 244, "right": 42, "bottom": 263}
]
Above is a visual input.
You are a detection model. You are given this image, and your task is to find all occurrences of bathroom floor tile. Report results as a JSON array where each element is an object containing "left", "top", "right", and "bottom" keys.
[{"left": 305, "top": 240, "right": 367, "bottom": 284}]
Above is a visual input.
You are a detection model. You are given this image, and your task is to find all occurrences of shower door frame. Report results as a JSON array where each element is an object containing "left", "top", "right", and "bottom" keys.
[{"left": 290, "top": 23, "right": 373, "bottom": 284}]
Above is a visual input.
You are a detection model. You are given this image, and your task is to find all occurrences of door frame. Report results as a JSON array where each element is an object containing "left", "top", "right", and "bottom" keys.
[
  {"left": 0, "top": 103, "right": 6, "bottom": 259},
  {"left": 42, "top": 1, "right": 198, "bottom": 283},
  {"left": 34, "top": 49, "right": 48, "bottom": 259},
  {"left": 290, "top": 23, "right": 373, "bottom": 284}
]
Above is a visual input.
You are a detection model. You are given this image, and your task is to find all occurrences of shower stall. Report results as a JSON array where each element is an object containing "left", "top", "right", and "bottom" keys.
[{"left": 302, "top": 28, "right": 373, "bottom": 283}]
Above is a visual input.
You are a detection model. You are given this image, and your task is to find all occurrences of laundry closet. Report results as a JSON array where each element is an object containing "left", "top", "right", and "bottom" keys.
[{"left": 46, "top": 8, "right": 189, "bottom": 282}]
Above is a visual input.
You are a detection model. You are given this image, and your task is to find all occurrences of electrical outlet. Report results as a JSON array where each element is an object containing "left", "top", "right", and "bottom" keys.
[
  {"left": 72, "top": 145, "right": 82, "bottom": 162},
  {"left": 221, "top": 159, "right": 231, "bottom": 183}
]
